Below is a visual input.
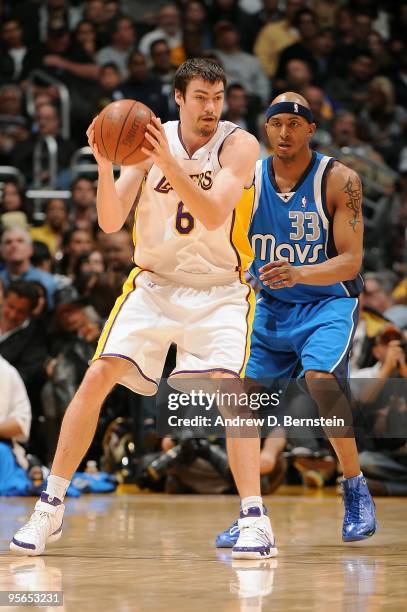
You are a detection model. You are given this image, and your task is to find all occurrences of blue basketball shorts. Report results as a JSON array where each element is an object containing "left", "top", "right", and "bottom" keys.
[{"left": 246, "top": 293, "right": 359, "bottom": 380}]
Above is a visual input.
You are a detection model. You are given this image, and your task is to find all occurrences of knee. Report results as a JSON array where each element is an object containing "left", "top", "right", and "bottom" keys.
[
  {"left": 82, "top": 358, "right": 124, "bottom": 392},
  {"left": 305, "top": 371, "right": 339, "bottom": 404}
]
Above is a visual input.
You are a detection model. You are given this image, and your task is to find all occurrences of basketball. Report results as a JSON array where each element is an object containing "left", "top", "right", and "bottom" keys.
[{"left": 94, "top": 99, "right": 155, "bottom": 165}]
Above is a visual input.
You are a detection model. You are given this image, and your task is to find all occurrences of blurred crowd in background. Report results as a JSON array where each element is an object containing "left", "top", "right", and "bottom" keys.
[{"left": 0, "top": 0, "right": 406, "bottom": 498}]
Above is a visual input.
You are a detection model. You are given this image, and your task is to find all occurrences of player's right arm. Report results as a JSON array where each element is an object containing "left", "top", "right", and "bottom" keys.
[{"left": 87, "top": 118, "right": 153, "bottom": 233}]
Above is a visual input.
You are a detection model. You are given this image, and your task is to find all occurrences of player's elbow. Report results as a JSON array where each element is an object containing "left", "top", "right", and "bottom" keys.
[
  {"left": 202, "top": 205, "right": 231, "bottom": 231},
  {"left": 98, "top": 220, "right": 123, "bottom": 234},
  {"left": 346, "top": 258, "right": 362, "bottom": 279},
  {"left": 203, "top": 218, "right": 222, "bottom": 231},
  {"left": 201, "top": 212, "right": 226, "bottom": 231}
]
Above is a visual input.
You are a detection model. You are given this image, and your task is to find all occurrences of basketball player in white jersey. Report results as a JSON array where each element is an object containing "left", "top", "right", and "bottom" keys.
[{"left": 11, "top": 59, "right": 276, "bottom": 559}]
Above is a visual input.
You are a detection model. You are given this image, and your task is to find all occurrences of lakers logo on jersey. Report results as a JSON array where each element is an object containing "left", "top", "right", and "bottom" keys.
[
  {"left": 154, "top": 171, "right": 213, "bottom": 194},
  {"left": 133, "top": 120, "right": 255, "bottom": 280}
]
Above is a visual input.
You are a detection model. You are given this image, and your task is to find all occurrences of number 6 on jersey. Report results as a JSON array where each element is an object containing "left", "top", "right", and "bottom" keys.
[{"left": 175, "top": 202, "right": 195, "bottom": 235}]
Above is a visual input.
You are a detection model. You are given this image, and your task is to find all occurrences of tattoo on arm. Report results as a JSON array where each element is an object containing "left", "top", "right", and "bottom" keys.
[{"left": 342, "top": 175, "right": 362, "bottom": 231}]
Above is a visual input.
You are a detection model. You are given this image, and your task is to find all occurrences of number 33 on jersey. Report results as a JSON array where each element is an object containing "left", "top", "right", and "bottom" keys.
[{"left": 249, "top": 152, "right": 363, "bottom": 303}]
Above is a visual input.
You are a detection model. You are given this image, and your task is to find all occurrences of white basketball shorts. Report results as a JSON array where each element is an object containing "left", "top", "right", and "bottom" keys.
[{"left": 92, "top": 267, "right": 256, "bottom": 395}]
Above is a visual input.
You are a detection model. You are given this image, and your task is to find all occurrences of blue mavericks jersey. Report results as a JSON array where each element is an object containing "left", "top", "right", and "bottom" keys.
[{"left": 249, "top": 151, "right": 363, "bottom": 303}]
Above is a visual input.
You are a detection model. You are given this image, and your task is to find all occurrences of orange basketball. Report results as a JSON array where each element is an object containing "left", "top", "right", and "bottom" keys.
[{"left": 94, "top": 99, "right": 155, "bottom": 165}]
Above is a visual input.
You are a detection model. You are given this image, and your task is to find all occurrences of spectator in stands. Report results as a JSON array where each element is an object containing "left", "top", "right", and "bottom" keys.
[
  {"left": 0, "top": 84, "right": 24, "bottom": 118},
  {"left": 326, "top": 51, "right": 376, "bottom": 113},
  {"left": 32, "top": 240, "right": 52, "bottom": 276},
  {"left": 30, "top": 198, "right": 68, "bottom": 257},
  {"left": 350, "top": 325, "right": 407, "bottom": 496},
  {"left": 139, "top": 4, "right": 184, "bottom": 67},
  {"left": 75, "top": 249, "right": 106, "bottom": 280},
  {"left": 96, "top": 16, "right": 137, "bottom": 79},
  {"left": 0, "top": 228, "right": 58, "bottom": 308},
  {"left": 0, "top": 355, "right": 32, "bottom": 497},
  {"left": 183, "top": 1, "right": 212, "bottom": 50},
  {"left": 329, "top": 110, "right": 396, "bottom": 201},
  {"left": 94, "top": 62, "right": 121, "bottom": 112},
  {"left": 0, "top": 280, "right": 47, "bottom": 398},
  {"left": 363, "top": 273, "right": 407, "bottom": 330},
  {"left": 330, "top": 111, "right": 385, "bottom": 165},
  {"left": 214, "top": 21, "right": 269, "bottom": 107},
  {"left": 57, "top": 227, "right": 94, "bottom": 278},
  {"left": 83, "top": 0, "right": 106, "bottom": 28},
  {"left": 37, "top": 0, "right": 82, "bottom": 43},
  {"left": 274, "top": 8, "right": 319, "bottom": 85},
  {"left": 149, "top": 39, "right": 178, "bottom": 119},
  {"left": 312, "top": 0, "right": 337, "bottom": 29},
  {"left": 222, "top": 83, "right": 250, "bottom": 133},
  {"left": 309, "top": 27, "right": 336, "bottom": 85},
  {"left": 87, "top": 270, "right": 124, "bottom": 320},
  {"left": 83, "top": 0, "right": 117, "bottom": 50},
  {"left": 207, "top": 0, "right": 240, "bottom": 26},
  {"left": 384, "top": 153, "right": 407, "bottom": 268},
  {"left": 0, "top": 18, "right": 29, "bottom": 84},
  {"left": 0, "top": 180, "right": 27, "bottom": 216},
  {"left": 69, "top": 176, "right": 97, "bottom": 233},
  {"left": 302, "top": 84, "right": 333, "bottom": 146},
  {"left": 113, "top": 51, "right": 169, "bottom": 121},
  {"left": 10, "top": 103, "right": 76, "bottom": 187},
  {"left": 254, "top": 0, "right": 303, "bottom": 78},
  {"left": 21, "top": 24, "right": 100, "bottom": 85},
  {"left": 358, "top": 76, "right": 407, "bottom": 167},
  {"left": 31, "top": 241, "right": 53, "bottom": 275},
  {"left": 234, "top": 0, "right": 283, "bottom": 53},
  {"left": 41, "top": 284, "right": 101, "bottom": 461},
  {"left": 182, "top": 22, "right": 206, "bottom": 61},
  {"left": 73, "top": 19, "right": 98, "bottom": 58},
  {"left": 275, "top": 58, "right": 313, "bottom": 97},
  {"left": 0, "top": 85, "right": 29, "bottom": 165},
  {"left": 97, "top": 229, "right": 133, "bottom": 277},
  {"left": 367, "top": 31, "right": 393, "bottom": 74},
  {"left": 150, "top": 39, "right": 176, "bottom": 86}
]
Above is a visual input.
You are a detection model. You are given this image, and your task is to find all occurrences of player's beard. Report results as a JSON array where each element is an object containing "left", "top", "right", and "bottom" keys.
[
  {"left": 199, "top": 126, "right": 216, "bottom": 137},
  {"left": 197, "top": 117, "right": 218, "bottom": 137}
]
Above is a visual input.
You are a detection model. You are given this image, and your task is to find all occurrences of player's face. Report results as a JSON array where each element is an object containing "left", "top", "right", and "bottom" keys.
[
  {"left": 175, "top": 78, "right": 224, "bottom": 138},
  {"left": 265, "top": 114, "right": 315, "bottom": 160}
]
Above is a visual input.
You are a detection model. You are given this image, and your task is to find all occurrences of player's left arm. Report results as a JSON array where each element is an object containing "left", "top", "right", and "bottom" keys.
[
  {"left": 142, "top": 117, "right": 259, "bottom": 230},
  {"left": 260, "top": 163, "right": 364, "bottom": 288}
]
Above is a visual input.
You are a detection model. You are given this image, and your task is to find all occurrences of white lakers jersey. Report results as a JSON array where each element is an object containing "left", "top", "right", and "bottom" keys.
[{"left": 132, "top": 120, "right": 255, "bottom": 286}]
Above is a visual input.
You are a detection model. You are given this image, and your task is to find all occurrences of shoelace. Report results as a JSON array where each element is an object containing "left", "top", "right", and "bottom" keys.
[
  {"left": 343, "top": 490, "right": 364, "bottom": 523},
  {"left": 17, "top": 512, "right": 52, "bottom": 538},
  {"left": 238, "top": 523, "right": 272, "bottom": 547}
]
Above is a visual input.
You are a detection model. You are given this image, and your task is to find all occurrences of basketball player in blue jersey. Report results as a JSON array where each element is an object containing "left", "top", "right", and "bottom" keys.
[{"left": 217, "top": 92, "right": 377, "bottom": 551}]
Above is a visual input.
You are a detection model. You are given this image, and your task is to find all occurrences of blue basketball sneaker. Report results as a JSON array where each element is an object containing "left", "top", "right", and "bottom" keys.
[
  {"left": 342, "top": 473, "right": 377, "bottom": 542},
  {"left": 215, "top": 506, "right": 268, "bottom": 548}
]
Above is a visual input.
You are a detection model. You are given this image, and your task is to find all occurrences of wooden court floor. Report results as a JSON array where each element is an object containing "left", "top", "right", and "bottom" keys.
[{"left": 0, "top": 488, "right": 406, "bottom": 612}]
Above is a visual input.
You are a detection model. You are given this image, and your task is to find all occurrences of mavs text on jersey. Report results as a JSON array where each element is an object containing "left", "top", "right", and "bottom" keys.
[{"left": 246, "top": 151, "right": 363, "bottom": 381}]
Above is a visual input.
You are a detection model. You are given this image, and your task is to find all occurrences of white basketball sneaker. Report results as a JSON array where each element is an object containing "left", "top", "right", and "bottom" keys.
[
  {"left": 232, "top": 507, "right": 278, "bottom": 560},
  {"left": 10, "top": 493, "right": 64, "bottom": 556}
]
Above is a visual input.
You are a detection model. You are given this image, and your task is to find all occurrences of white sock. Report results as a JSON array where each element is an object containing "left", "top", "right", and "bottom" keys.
[
  {"left": 241, "top": 496, "right": 263, "bottom": 514},
  {"left": 344, "top": 472, "right": 363, "bottom": 480},
  {"left": 45, "top": 475, "right": 70, "bottom": 501}
]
